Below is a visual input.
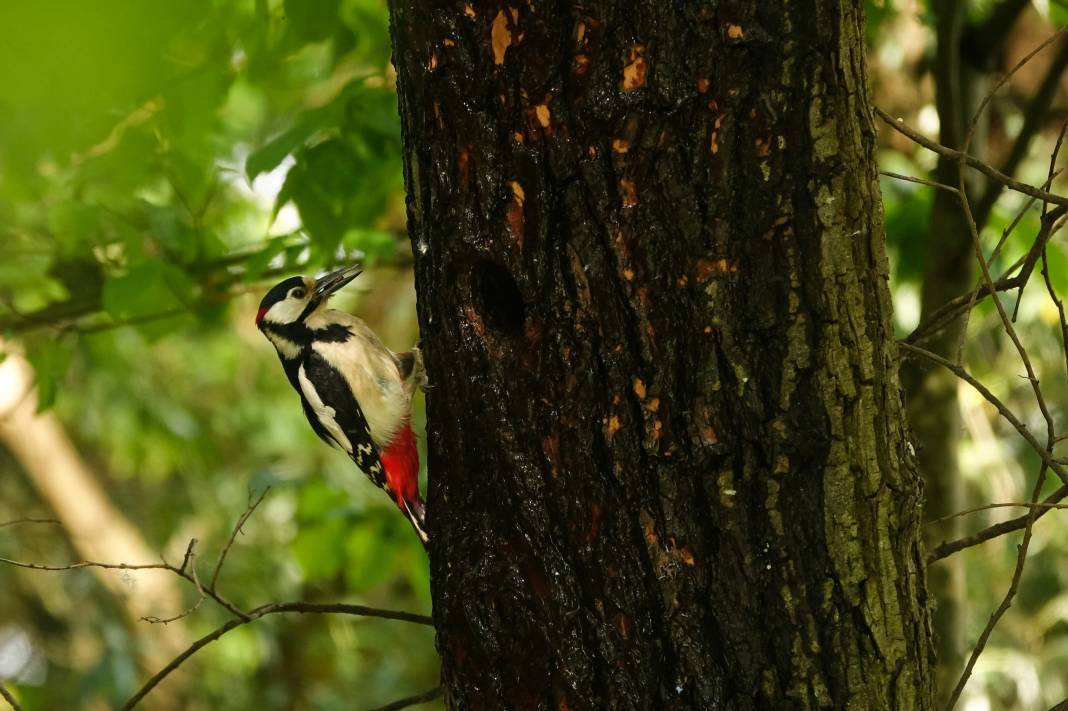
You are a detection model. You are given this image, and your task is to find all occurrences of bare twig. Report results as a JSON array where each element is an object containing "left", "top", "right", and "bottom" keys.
[
  {"left": 955, "top": 113, "right": 1058, "bottom": 448},
  {"left": 1042, "top": 248, "right": 1068, "bottom": 376},
  {"left": 0, "top": 682, "right": 23, "bottom": 711},
  {"left": 0, "top": 539, "right": 251, "bottom": 621},
  {"left": 928, "top": 485, "right": 1068, "bottom": 564},
  {"left": 121, "top": 602, "right": 434, "bottom": 710},
  {"left": 209, "top": 487, "right": 270, "bottom": 592},
  {"left": 944, "top": 81, "right": 1060, "bottom": 702},
  {"left": 1010, "top": 123, "right": 1068, "bottom": 321},
  {"left": 178, "top": 538, "right": 198, "bottom": 574},
  {"left": 874, "top": 106, "right": 1068, "bottom": 208},
  {"left": 1041, "top": 124, "right": 1068, "bottom": 376},
  {"left": 974, "top": 38, "right": 1068, "bottom": 226},
  {"left": 368, "top": 687, "right": 444, "bottom": 711},
  {"left": 0, "top": 557, "right": 182, "bottom": 573},
  {"left": 141, "top": 594, "right": 206, "bottom": 625},
  {"left": 902, "top": 203, "right": 1068, "bottom": 346},
  {"left": 0, "top": 517, "right": 60, "bottom": 529},
  {"left": 142, "top": 542, "right": 205, "bottom": 625},
  {"left": 900, "top": 343, "right": 1068, "bottom": 488},
  {"left": 926, "top": 500, "right": 1068, "bottom": 526},
  {"left": 944, "top": 459, "right": 1050, "bottom": 710},
  {"left": 952, "top": 166, "right": 1066, "bottom": 360},
  {"left": 961, "top": 28, "right": 1067, "bottom": 158},
  {"left": 0, "top": 490, "right": 435, "bottom": 710},
  {"left": 880, "top": 171, "right": 960, "bottom": 195}
]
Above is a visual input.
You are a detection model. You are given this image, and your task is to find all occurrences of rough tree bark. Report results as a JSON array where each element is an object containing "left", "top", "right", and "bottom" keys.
[{"left": 388, "top": 1, "right": 935, "bottom": 708}]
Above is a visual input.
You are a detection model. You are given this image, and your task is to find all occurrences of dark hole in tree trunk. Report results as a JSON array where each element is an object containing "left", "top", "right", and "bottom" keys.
[{"left": 475, "top": 261, "right": 525, "bottom": 336}]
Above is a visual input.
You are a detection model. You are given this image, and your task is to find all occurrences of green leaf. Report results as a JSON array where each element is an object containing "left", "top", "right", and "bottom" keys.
[
  {"left": 343, "top": 228, "right": 396, "bottom": 263},
  {"left": 246, "top": 125, "right": 312, "bottom": 182},
  {"left": 243, "top": 239, "right": 290, "bottom": 281},
  {"left": 102, "top": 260, "right": 196, "bottom": 336},
  {"left": 283, "top": 0, "right": 341, "bottom": 42},
  {"left": 47, "top": 201, "right": 103, "bottom": 254},
  {"left": 246, "top": 79, "right": 368, "bottom": 180},
  {"left": 1051, "top": 0, "right": 1068, "bottom": 26},
  {"left": 27, "top": 340, "right": 72, "bottom": 412}
]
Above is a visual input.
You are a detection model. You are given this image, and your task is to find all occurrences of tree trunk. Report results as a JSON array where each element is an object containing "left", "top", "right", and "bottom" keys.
[
  {"left": 388, "top": 2, "right": 935, "bottom": 708},
  {"left": 901, "top": 1, "right": 978, "bottom": 696},
  {"left": 901, "top": 2, "right": 984, "bottom": 702}
]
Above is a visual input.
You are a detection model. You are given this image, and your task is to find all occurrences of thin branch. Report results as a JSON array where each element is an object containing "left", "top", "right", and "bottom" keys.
[
  {"left": 209, "top": 487, "right": 270, "bottom": 592},
  {"left": 974, "top": 38, "right": 1068, "bottom": 226},
  {"left": 141, "top": 593, "right": 205, "bottom": 625},
  {"left": 142, "top": 542, "right": 205, "bottom": 625},
  {"left": 955, "top": 119, "right": 1058, "bottom": 450},
  {"left": 945, "top": 459, "right": 1050, "bottom": 710},
  {"left": 0, "top": 546, "right": 249, "bottom": 622},
  {"left": 926, "top": 500, "right": 1068, "bottom": 526},
  {"left": 1042, "top": 247, "right": 1068, "bottom": 376},
  {"left": 874, "top": 106, "right": 1068, "bottom": 208},
  {"left": 0, "top": 557, "right": 179, "bottom": 573},
  {"left": 121, "top": 602, "right": 434, "bottom": 710},
  {"left": 0, "top": 517, "right": 60, "bottom": 529},
  {"left": 928, "top": 485, "right": 1068, "bottom": 564},
  {"left": 946, "top": 94, "right": 1058, "bottom": 703},
  {"left": 1041, "top": 123, "right": 1068, "bottom": 375},
  {"left": 880, "top": 171, "right": 960, "bottom": 195},
  {"left": 899, "top": 344, "right": 1068, "bottom": 489},
  {"left": 903, "top": 205, "right": 1068, "bottom": 346},
  {"left": 368, "top": 687, "right": 444, "bottom": 711},
  {"left": 0, "top": 246, "right": 413, "bottom": 335},
  {"left": 0, "top": 682, "right": 22, "bottom": 711},
  {"left": 961, "top": 27, "right": 1067, "bottom": 157},
  {"left": 178, "top": 538, "right": 197, "bottom": 574}
]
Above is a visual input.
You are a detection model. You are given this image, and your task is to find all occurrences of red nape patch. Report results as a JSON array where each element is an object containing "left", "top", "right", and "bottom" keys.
[
  {"left": 381, "top": 421, "right": 420, "bottom": 508},
  {"left": 255, "top": 306, "right": 269, "bottom": 326}
]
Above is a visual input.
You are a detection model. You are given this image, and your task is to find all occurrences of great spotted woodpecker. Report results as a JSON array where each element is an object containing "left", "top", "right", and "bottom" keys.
[{"left": 256, "top": 265, "right": 428, "bottom": 544}]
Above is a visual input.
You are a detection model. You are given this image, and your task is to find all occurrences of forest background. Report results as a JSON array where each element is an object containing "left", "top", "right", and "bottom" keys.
[{"left": 2, "top": 1, "right": 1068, "bottom": 709}]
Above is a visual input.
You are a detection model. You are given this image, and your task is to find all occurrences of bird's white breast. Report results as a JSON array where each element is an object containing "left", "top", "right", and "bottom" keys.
[{"left": 307, "top": 309, "right": 409, "bottom": 447}]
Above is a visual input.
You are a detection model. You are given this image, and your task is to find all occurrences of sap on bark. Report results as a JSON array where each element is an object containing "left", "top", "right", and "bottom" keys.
[
  {"left": 491, "top": 8, "right": 520, "bottom": 65},
  {"left": 622, "top": 44, "right": 647, "bottom": 91}
]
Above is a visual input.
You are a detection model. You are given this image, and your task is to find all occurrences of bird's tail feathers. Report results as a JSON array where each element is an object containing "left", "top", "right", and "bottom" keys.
[{"left": 402, "top": 497, "right": 429, "bottom": 547}]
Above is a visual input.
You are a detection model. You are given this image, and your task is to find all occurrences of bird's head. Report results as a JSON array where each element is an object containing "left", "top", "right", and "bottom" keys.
[{"left": 256, "top": 265, "right": 362, "bottom": 331}]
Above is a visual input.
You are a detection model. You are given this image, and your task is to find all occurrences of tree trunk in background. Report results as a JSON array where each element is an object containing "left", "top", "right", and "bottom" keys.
[
  {"left": 389, "top": 1, "right": 934, "bottom": 708},
  {"left": 0, "top": 347, "right": 187, "bottom": 707},
  {"left": 901, "top": 1, "right": 980, "bottom": 701}
]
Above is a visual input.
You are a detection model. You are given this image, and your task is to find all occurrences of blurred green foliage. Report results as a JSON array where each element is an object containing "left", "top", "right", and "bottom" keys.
[
  {"left": 3, "top": 0, "right": 1068, "bottom": 709},
  {"left": 0, "top": 0, "right": 437, "bottom": 709}
]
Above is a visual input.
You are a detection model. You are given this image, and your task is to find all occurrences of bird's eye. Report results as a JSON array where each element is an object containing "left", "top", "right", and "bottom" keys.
[{"left": 291, "top": 287, "right": 307, "bottom": 299}]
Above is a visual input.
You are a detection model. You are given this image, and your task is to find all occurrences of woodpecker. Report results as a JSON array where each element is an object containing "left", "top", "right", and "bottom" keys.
[{"left": 256, "top": 265, "right": 428, "bottom": 544}]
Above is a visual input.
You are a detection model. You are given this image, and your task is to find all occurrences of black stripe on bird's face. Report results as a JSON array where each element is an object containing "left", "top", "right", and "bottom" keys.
[{"left": 257, "top": 276, "right": 314, "bottom": 328}]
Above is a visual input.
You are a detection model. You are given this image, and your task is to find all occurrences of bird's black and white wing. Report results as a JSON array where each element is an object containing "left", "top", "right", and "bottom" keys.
[{"left": 296, "top": 352, "right": 386, "bottom": 487}]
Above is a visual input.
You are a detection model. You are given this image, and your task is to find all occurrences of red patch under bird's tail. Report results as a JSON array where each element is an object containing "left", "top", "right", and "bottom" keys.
[{"left": 380, "top": 421, "right": 428, "bottom": 545}]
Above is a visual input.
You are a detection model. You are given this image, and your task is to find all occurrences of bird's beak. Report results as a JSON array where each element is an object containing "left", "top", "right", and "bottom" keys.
[{"left": 313, "top": 265, "right": 362, "bottom": 304}]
